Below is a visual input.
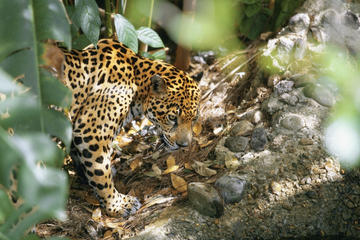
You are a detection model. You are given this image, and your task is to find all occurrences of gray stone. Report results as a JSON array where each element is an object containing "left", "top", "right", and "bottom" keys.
[
  {"left": 279, "top": 93, "right": 299, "bottom": 106},
  {"left": 224, "top": 136, "right": 249, "bottom": 152},
  {"left": 215, "top": 175, "right": 246, "bottom": 204},
  {"left": 274, "top": 80, "right": 294, "bottom": 95},
  {"left": 250, "top": 128, "right": 267, "bottom": 151},
  {"left": 188, "top": 182, "right": 224, "bottom": 218},
  {"left": 280, "top": 114, "right": 305, "bottom": 131},
  {"left": 303, "top": 83, "right": 336, "bottom": 107},
  {"left": 230, "top": 120, "right": 254, "bottom": 137},
  {"left": 262, "top": 96, "right": 285, "bottom": 115}
]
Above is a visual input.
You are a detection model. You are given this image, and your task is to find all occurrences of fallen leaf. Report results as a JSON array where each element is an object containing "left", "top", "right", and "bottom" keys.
[
  {"left": 170, "top": 173, "right": 187, "bottom": 193},
  {"left": 115, "top": 135, "right": 133, "bottom": 148},
  {"left": 166, "top": 155, "right": 176, "bottom": 168},
  {"left": 104, "top": 218, "right": 125, "bottom": 229},
  {"left": 199, "top": 139, "right": 213, "bottom": 148},
  {"left": 92, "top": 207, "right": 102, "bottom": 222},
  {"left": 152, "top": 164, "right": 162, "bottom": 176},
  {"left": 103, "top": 230, "right": 113, "bottom": 239},
  {"left": 163, "top": 165, "right": 179, "bottom": 174},
  {"left": 192, "top": 160, "right": 217, "bottom": 177},
  {"left": 140, "top": 195, "right": 175, "bottom": 210},
  {"left": 184, "top": 162, "right": 193, "bottom": 170},
  {"left": 225, "top": 156, "right": 240, "bottom": 170},
  {"left": 193, "top": 121, "right": 202, "bottom": 136},
  {"left": 130, "top": 158, "right": 142, "bottom": 171}
]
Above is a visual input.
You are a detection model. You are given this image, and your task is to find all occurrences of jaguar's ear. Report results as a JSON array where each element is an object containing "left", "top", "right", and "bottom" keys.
[
  {"left": 150, "top": 75, "right": 167, "bottom": 95},
  {"left": 191, "top": 71, "right": 203, "bottom": 83}
]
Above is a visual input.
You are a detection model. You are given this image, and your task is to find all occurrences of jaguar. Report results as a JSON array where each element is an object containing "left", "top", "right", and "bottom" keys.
[{"left": 55, "top": 39, "right": 201, "bottom": 217}]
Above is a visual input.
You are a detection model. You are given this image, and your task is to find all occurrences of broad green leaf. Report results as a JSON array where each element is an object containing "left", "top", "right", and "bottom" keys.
[
  {"left": 0, "top": 0, "right": 32, "bottom": 61},
  {"left": 0, "top": 68, "right": 21, "bottom": 95},
  {"left": 0, "top": 95, "right": 41, "bottom": 133},
  {"left": 136, "top": 27, "right": 164, "bottom": 48},
  {"left": 74, "top": 0, "right": 100, "bottom": 47},
  {"left": 0, "top": 190, "right": 15, "bottom": 225},
  {"left": 0, "top": 130, "right": 21, "bottom": 188},
  {"left": 33, "top": 0, "right": 71, "bottom": 49},
  {"left": 0, "top": 49, "right": 38, "bottom": 95},
  {"left": 239, "top": 0, "right": 259, "bottom": 4},
  {"left": 245, "top": 3, "right": 262, "bottom": 18},
  {"left": 114, "top": 14, "right": 138, "bottom": 53},
  {"left": 72, "top": 34, "right": 92, "bottom": 50},
  {"left": 40, "top": 69, "right": 72, "bottom": 108},
  {"left": 43, "top": 109, "right": 72, "bottom": 155},
  {"left": 18, "top": 165, "right": 68, "bottom": 214},
  {"left": 8, "top": 134, "right": 64, "bottom": 168}
]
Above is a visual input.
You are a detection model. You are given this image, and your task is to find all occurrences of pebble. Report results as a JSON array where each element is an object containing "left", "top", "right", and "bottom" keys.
[
  {"left": 274, "top": 80, "right": 294, "bottom": 95},
  {"left": 262, "top": 96, "right": 284, "bottom": 115},
  {"left": 230, "top": 120, "right": 254, "bottom": 137},
  {"left": 271, "top": 181, "right": 282, "bottom": 195},
  {"left": 280, "top": 93, "right": 298, "bottom": 106},
  {"left": 215, "top": 175, "right": 247, "bottom": 204},
  {"left": 252, "top": 110, "right": 264, "bottom": 124},
  {"left": 224, "top": 136, "right": 249, "bottom": 152},
  {"left": 280, "top": 114, "right": 305, "bottom": 131},
  {"left": 250, "top": 128, "right": 267, "bottom": 151},
  {"left": 188, "top": 182, "right": 224, "bottom": 218},
  {"left": 299, "top": 138, "right": 313, "bottom": 145},
  {"left": 303, "top": 83, "right": 336, "bottom": 107}
]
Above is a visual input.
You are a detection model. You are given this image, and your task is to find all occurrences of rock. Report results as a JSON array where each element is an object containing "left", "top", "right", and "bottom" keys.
[
  {"left": 280, "top": 114, "right": 305, "bottom": 131},
  {"left": 279, "top": 93, "right": 298, "bottom": 106},
  {"left": 224, "top": 136, "right": 249, "bottom": 152},
  {"left": 299, "top": 138, "right": 313, "bottom": 145},
  {"left": 274, "top": 80, "right": 294, "bottom": 95},
  {"left": 271, "top": 181, "right": 282, "bottom": 195},
  {"left": 252, "top": 110, "right": 264, "bottom": 124},
  {"left": 215, "top": 175, "right": 246, "bottom": 204},
  {"left": 188, "top": 182, "right": 224, "bottom": 218},
  {"left": 250, "top": 128, "right": 267, "bottom": 151},
  {"left": 262, "top": 96, "right": 285, "bottom": 115},
  {"left": 303, "top": 83, "right": 336, "bottom": 107},
  {"left": 288, "top": 13, "right": 310, "bottom": 33},
  {"left": 230, "top": 120, "right": 254, "bottom": 137}
]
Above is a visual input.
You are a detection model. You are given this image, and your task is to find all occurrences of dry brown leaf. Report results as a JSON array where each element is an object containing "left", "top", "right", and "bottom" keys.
[
  {"left": 193, "top": 121, "right": 202, "bottom": 136},
  {"left": 199, "top": 139, "right": 213, "bottom": 148},
  {"left": 115, "top": 135, "right": 133, "bottom": 148},
  {"left": 184, "top": 162, "right": 193, "bottom": 170},
  {"left": 152, "top": 164, "right": 162, "bottom": 176},
  {"left": 104, "top": 218, "right": 125, "bottom": 229},
  {"left": 130, "top": 158, "right": 142, "bottom": 171},
  {"left": 92, "top": 207, "right": 102, "bottom": 222},
  {"left": 163, "top": 165, "right": 179, "bottom": 174},
  {"left": 103, "top": 230, "right": 113, "bottom": 239},
  {"left": 140, "top": 195, "right": 175, "bottom": 210},
  {"left": 192, "top": 160, "right": 217, "bottom": 177},
  {"left": 170, "top": 173, "right": 187, "bottom": 193},
  {"left": 166, "top": 155, "right": 176, "bottom": 168}
]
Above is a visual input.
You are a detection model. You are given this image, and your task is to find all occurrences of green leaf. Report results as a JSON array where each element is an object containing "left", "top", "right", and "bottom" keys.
[
  {"left": 114, "top": 14, "right": 138, "bottom": 53},
  {"left": 43, "top": 109, "right": 72, "bottom": 155},
  {"left": 74, "top": 0, "right": 100, "bottom": 47},
  {"left": 72, "top": 34, "right": 92, "bottom": 50},
  {"left": 136, "top": 27, "right": 164, "bottom": 48},
  {"left": 40, "top": 69, "right": 72, "bottom": 108},
  {"left": 0, "top": 68, "right": 21, "bottom": 95},
  {"left": 0, "top": 190, "right": 15, "bottom": 225},
  {"left": 33, "top": 0, "right": 71, "bottom": 49},
  {"left": 239, "top": 0, "right": 259, "bottom": 4},
  {"left": 0, "top": 0, "right": 32, "bottom": 61},
  {"left": 0, "top": 130, "right": 21, "bottom": 188},
  {"left": 245, "top": 3, "right": 262, "bottom": 18},
  {"left": 18, "top": 165, "right": 68, "bottom": 215}
]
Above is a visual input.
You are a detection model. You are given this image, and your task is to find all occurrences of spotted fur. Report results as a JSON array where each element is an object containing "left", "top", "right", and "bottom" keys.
[{"left": 61, "top": 39, "right": 201, "bottom": 216}]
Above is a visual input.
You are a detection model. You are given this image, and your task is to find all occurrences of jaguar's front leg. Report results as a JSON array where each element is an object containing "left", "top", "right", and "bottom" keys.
[
  {"left": 72, "top": 92, "right": 141, "bottom": 217},
  {"left": 76, "top": 140, "right": 141, "bottom": 217}
]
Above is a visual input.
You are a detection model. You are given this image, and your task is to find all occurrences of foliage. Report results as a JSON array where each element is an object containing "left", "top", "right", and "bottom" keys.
[
  {"left": 0, "top": 0, "right": 71, "bottom": 239},
  {"left": 322, "top": 49, "right": 360, "bottom": 168},
  {"left": 237, "top": 0, "right": 305, "bottom": 40},
  {"left": 64, "top": 0, "right": 165, "bottom": 59}
]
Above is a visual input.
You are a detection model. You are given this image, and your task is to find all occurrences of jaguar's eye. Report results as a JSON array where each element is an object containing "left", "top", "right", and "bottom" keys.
[{"left": 167, "top": 114, "right": 177, "bottom": 122}]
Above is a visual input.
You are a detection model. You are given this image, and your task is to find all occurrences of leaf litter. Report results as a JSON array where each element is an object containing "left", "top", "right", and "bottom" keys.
[{"left": 34, "top": 47, "right": 257, "bottom": 239}]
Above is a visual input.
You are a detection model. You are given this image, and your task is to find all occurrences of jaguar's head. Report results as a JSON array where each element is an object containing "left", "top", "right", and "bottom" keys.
[{"left": 143, "top": 69, "right": 202, "bottom": 150}]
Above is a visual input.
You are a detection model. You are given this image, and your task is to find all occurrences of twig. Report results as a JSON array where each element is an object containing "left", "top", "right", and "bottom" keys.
[{"left": 200, "top": 51, "right": 260, "bottom": 102}]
